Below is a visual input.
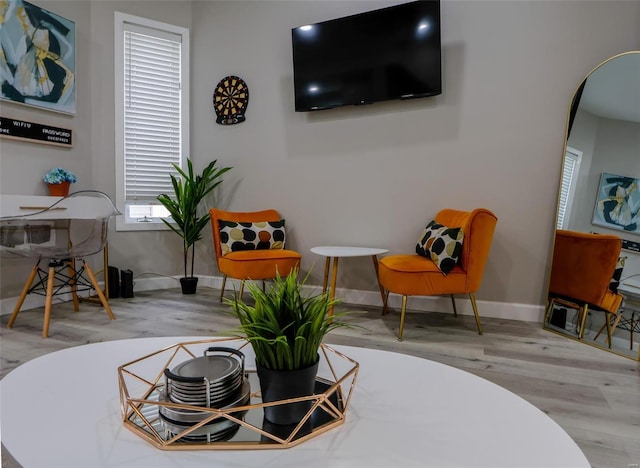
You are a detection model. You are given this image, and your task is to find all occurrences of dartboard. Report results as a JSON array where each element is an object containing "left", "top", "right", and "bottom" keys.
[{"left": 213, "top": 76, "right": 249, "bottom": 125}]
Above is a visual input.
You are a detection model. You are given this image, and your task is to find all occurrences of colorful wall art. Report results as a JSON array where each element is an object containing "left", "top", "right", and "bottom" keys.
[
  {"left": 0, "top": 0, "right": 76, "bottom": 114},
  {"left": 592, "top": 173, "right": 640, "bottom": 235}
]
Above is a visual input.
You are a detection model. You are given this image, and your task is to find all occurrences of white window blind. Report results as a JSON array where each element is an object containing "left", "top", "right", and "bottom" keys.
[
  {"left": 557, "top": 147, "right": 582, "bottom": 230},
  {"left": 114, "top": 13, "right": 189, "bottom": 231},
  {"left": 124, "top": 28, "right": 181, "bottom": 201}
]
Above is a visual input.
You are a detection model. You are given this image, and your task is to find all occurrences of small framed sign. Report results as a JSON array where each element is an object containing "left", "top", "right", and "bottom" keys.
[{"left": 0, "top": 117, "right": 73, "bottom": 147}]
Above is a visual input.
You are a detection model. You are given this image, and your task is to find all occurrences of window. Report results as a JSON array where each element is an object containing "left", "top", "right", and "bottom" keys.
[
  {"left": 557, "top": 146, "right": 582, "bottom": 230},
  {"left": 114, "top": 13, "right": 189, "bottom": 231}
]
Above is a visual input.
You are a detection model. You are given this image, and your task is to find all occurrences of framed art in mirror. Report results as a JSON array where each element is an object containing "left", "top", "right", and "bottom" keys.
[{"left": 592, "top": 173, "right": 639, "bottom": 234}]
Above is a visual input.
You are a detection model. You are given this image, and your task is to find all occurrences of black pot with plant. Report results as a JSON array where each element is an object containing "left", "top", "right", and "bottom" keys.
[
  {"left": 226, "top": 268, "right": 349, "bottom": 425},
  {"left": 157, "top": 158, "right": 231, "bottom": 294}
]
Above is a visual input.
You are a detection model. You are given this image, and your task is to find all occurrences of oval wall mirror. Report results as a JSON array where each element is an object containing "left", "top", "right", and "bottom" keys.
[{"left": 543, "top": 51, "right": 640, "bottom": 361}]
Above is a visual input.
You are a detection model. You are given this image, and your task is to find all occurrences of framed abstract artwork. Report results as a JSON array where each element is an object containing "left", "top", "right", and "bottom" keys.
[
  {"left": 592, "top": 172, "right": 640, "bottom": 235},
  {"left": 0, "top": 0, "right": 76, "bottom": 114}
]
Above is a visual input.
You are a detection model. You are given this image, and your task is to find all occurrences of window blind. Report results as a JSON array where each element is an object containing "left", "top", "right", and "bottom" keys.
[
  {"left": 557, "top": 150, "right": 580, "bottom": 230},
  {"left": 123, "top": 27, "right": 182, "bottom": 202}
]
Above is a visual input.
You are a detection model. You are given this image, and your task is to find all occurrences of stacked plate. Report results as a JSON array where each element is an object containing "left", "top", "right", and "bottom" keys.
[{"left": 160, "top": 347, "right": 249, "bottom": 442}]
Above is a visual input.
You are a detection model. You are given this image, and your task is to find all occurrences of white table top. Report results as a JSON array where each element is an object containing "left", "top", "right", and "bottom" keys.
[
  {"left": 0, "top": 336, "right": 589, "bottom": 467},
  {"left": 311, "top": 246, "right": 388, "bottom": 257},
  {"left": 0, "top": 194, "right": 118, "bottom": 220}
]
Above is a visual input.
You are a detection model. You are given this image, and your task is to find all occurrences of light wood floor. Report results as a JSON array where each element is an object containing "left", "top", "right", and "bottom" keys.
[{"left": 1, "top": 287, "right": 639, "bottom": 467}]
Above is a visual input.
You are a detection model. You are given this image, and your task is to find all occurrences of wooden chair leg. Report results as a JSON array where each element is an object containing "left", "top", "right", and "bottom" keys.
[
  {"left": 382, "top": 290, "right": 389, "bottom": 315},
  {"left": 219, "top": 275, "right": 227, "bottom": 302},
  {"left": 238, "top": 280, "right": 245, "bottom": 300},
  {"left": 605, "top": 312, "right": 613, "bottom": 348},
  {"left": 68, "top": 259, "right": 80, "bottom": 312},
  {"left": 8, "top": 263, "right": 40, "bottom": 329},
  {"left": 469, "top": 293, "right": 483, "bottom": 335},
  {"left": 43, "top": 266, "right": 56, "bottom": 338},
  {"left": 450, "top": 295, "right": 458, "bottom": 317},
  {"left": 398, "top": 295, "right": 408, "bottom": 341},
  {"left": 83, "top": 260, "right": 115, "bottom": 321}
]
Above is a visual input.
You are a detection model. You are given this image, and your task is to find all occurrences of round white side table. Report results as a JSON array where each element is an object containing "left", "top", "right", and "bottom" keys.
[{"left": 311, "top": 246, "right": 388, "bottom": 316}]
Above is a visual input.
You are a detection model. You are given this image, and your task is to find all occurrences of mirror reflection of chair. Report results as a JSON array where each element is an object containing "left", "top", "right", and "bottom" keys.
[
  {"left": 545, "top": 230, "right": 623, "bottom": 348},
  {"left": 2, "top": 191, "right": 120, "bottom": 337},
  {"left": 378, "top": 208, "right": 498, "bottom": 341},
  {"left": 209, "top": 208, "right": 302, "bottom": 301}
]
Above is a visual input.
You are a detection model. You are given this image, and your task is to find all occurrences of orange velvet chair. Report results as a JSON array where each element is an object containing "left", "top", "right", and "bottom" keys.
[
  {"left": 210, "top": 208, "right": 302, "bottom": 301},
  {"left": 545, "top": 230, "right": 623, "bottom": 347},
  {"left": 378, "top": 208, "right": 498, "bottom": 340}
]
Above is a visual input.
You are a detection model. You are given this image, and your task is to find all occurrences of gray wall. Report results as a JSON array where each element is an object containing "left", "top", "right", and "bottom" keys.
[{"left": 2, "top": 1, "right": 639, "bottom": 316}]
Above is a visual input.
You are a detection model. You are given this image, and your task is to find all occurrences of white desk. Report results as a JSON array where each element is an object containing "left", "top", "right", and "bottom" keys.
[
  {"left": 311, "top": 246, "right": 388, "bottom": 316},
  {"left": 0, "top": 336, "right": 589, "bottom": 467}
]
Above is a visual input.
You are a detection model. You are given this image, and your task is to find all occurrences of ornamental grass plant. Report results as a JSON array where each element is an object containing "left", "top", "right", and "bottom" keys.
[
  {"left": 157, "top": 158, "right": 231, "bottom": 279},
  {"left": 226, "top": 268, "right": 350, "bottom": 371}
]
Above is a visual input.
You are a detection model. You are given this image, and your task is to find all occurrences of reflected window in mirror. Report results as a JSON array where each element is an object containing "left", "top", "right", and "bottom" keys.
[{"left": 557, "top": 147, "right": 583, "bottom": 230}]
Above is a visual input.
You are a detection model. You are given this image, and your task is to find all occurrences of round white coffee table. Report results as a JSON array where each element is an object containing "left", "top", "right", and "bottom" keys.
[
  {"left": 311, "top": 246, "right": 388, "bottom": 316},
  {"left": 0, "top": 336, "right": 589, "bottom": 467}
]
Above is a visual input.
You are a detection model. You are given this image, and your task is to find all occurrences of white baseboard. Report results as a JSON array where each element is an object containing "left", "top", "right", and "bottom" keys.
[{"left": 2, "top": 274, "right": 545, "bottom": 323}]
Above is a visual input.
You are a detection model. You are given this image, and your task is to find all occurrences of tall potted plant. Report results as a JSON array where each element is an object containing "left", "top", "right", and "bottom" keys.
[
  {"left": 157, "top": 158, "right": 231, "bottom": 294},
  {"left": 226, "top": 268, "right": 349, "bottom": 425}
]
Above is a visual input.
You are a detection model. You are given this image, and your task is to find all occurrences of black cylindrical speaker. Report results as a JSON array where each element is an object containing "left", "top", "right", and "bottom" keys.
[
  {"left": 120, "top": 269, "right": 134, "bottom": 298},
  {"left": 108, "top": 266, "right": 120, "bottom": 298}
]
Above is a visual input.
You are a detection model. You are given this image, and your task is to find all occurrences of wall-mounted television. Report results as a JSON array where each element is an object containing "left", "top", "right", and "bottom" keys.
[{"left": 291, "top": 0, "right": 441, "bottom": 112}]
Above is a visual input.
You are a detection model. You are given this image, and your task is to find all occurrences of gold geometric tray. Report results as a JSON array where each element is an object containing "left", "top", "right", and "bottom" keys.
[{"left": 117, "top": 337, "right": 359, "bottom": 450}]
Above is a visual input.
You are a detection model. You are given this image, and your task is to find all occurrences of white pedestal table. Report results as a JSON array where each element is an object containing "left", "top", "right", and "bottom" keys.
[{"left": 0, "top": 336, "right": 589, "bottom": 467}]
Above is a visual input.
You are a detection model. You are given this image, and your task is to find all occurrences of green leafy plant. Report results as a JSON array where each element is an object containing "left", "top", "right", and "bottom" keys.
[
  {"left": 225, "top": 269, "right": 350, "bottom": 371},
  {"left": 157, "top": 158, "right": 231, "bottom": 278}
]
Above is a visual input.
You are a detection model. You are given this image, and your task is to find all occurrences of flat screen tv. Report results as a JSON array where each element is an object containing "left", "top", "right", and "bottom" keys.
[{"left": 292, "top": 0, "right": 441, "bottom": 112}]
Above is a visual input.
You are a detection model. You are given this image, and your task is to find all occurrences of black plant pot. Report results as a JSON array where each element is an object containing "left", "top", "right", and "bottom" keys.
[
  {"left": 180, "top": 276, "right": 198, "bottom": 294},
  {"left": 256, "top": 358, "right": 319, "bottom": 425}
]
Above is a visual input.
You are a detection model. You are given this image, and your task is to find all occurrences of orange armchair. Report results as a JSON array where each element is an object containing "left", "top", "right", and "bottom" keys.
[
  {"left": 378, "top": 208, "right": 498, "bottom": 340},
  {"left": 210, "top": 208, "right": 302, "bottom": 301},
  {"left": 545, "top": 230, "right": 623, "bottom": 346}
]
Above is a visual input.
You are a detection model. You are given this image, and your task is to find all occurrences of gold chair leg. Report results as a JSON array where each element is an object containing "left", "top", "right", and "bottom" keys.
[
  {"left": 398, "top": 295, "right": 408, "bottom": 341},
  {"left": 8, "top": 263, "right": 39, "bottom": 328},
  {"left": 578, "top": 304, "right": 589, "bottom": 339},
  {"left": 219, "top": 275, "right": 227, "bottom": 302},
  {"left": 238, "top": 280, "right": 245, "bottom": 300},
  {"left": 544, "top": 298, "right": 556, "bottom": 325},
  {"left": 43, "top": 266, "right": 56, "bottom": 338},
  {"left": 450, "top": 295, "right": 458, "bottom": 317},
  {"left": 83, "top": 260, "right": 115, "bottom": 321},
  {"left": 469, "top": 293, "right": 483, "bottom": 335}
]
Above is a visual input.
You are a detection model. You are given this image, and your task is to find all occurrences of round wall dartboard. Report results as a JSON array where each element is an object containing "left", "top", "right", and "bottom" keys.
[{"left": 213, "top": 76, "right": 249, "bottom": 125}]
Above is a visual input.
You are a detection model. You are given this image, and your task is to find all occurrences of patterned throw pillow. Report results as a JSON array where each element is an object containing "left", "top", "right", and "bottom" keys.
[
  {"left": 609, "top": 256, "right": 626, "bottom": 293},
  {"left": 219, "top": 220, "right": 286, "bottom": 255},
  {"left": 415, "top": 220, "right": 464, "bottom": 275}
]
